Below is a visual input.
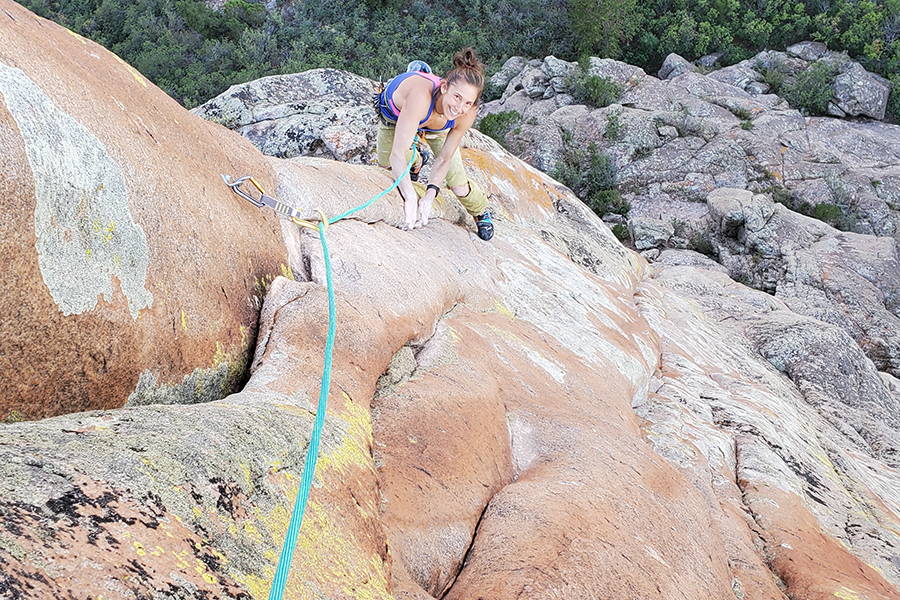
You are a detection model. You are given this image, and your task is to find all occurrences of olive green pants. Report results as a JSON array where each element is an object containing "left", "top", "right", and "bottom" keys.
[{"left": 376, "top": 123, "right": 488, "bottom": 216}]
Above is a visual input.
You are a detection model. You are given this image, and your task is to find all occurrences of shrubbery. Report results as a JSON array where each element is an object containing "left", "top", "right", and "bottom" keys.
[
  {"left": 781, "top": 61, "right": 839, "bottom": 115},
  {"left": 569, "top": 60, "right": 623, "bottom": 107},
  {"left": 769, "top": 185, "right": 855, "bottom": 229},
  {"left": 887, "top": 74, "right": 900, "bottom": 122},
  {"left": 553, "top": 133, "right": 629, "bottom": 217},
  {"left": 19, "top": 0, "right": 899, "bottom": 113},
  {"left": 478, "top": 111, "right": 521, "bottom": 145},
  {"left": 571, "top": 74, "right": 622, "bottom": 107}
]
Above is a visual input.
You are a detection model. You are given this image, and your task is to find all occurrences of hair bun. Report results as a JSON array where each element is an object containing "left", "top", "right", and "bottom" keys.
[
  {"left": 445, "top": 47, "right": 486, "bottom": 98},
  {"left": 452, "top": 47, "right": 483, "bottom": 74}
]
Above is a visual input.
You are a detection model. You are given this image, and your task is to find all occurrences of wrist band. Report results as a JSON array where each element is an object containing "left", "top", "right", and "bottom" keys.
[{"left": 427, "top": 184, "right": 440, "bottom": 195}]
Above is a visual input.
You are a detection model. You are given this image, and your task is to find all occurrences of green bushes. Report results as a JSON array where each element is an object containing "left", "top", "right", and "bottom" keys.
[
  {"left": 477, "top": 111, "right": 521, "bottom": 145},
  {"left": 553, "top": 133, "right": 629, "bottom": 217},
  {"left": 887, "top": 74, "right": 900, "bottom": 123},
  {"left": 569, "top": 62, "right": 623, "bottom": 107},
  {"left": 768, "top": 185, "right": 856, "bottom": 229},
  {"left": 812, "top": 202, "right": 843, "bottom": 223},
  {"left": 604, "top": 109, "right": 623, "bottom": 140},
  {"left": 611, "top": 223, "right": 630, "bottom": 241},
  {"left": 18, "top": 0, "right": 900, "bottom": 111},
  {"left": 759, "top": 66, "right": 786, "bottom": 93},
  {"left": 781, "top": 61, "right": 839, "bottom": 115}
]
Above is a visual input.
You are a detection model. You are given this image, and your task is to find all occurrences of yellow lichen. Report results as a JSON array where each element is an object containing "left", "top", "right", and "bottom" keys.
[
  {"left": 493, "top": 299, "right": 515, "bottom": 318},
  {"left": 279, "top": 263, "right": 295, "bottom": 280},
  {"left": 112, "top": 53, "right": 148, "bottom": 87},
  {"left": 213, "top": 342, "right": 228, "bottom": 366},
  {"left": 833, "top": 587, "right": 864, "bottom": 600},
  {"left": 233, "top": 572, "right": 273, "bottom": 600},
  {"left": 240, "top": 463, "right": 253, "bottom": 488},
  {"left": 280, "top": 502, "right": 392, "bottom": 600},
  {"left": 181, "top": 309, "right": 188, "bottom": 331},
  {"left": 243, "top": 521, "right": 264, "bottom": 543},
  {"left": 315, "top": 393, "right": 375, "bottom": 478},
  {"left": 65, "top": 29, "right": 88, "bottom": 44}
]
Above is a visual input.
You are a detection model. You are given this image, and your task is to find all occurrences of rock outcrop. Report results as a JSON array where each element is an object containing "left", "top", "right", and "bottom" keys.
[
  {"left": 701, "top": 187, "right": 900, "bottom": 378},
  {"left": 192, "top": 69, "right": 378, "bottom": 163},
  {"left": 709, "top": 42, "right": 892, "bottom": 120},
  {"left": 0, "top": 2, "right": 289, "bottom": 421},
  {"left": 2, "top": 3, "right": 899, "bottom": 600},
  {"left": 480, "top": 54, "right": 900, "bottom": 243}
]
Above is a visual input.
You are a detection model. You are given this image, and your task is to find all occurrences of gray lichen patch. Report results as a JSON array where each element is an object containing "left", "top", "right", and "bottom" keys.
[
  {"left": 374, "top": 345, "right": 417, "bottom": 400},
  {"left": 126, "top": 359, "right": 249, "bottom": 407},
  {"left": 0, "top": 64, "right": 152, "bottom": 318}
]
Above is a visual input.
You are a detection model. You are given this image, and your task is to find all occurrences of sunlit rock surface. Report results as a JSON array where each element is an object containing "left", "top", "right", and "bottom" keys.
[
  {"left": 1, "top": 2, "right": 898, "bottom": 599},
  {"left": 0, "top": 1, "right": 288, "bottom": 420}
]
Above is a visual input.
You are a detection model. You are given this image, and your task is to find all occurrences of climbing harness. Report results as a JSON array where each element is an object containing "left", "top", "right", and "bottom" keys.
[{"left": 223, "top": 144, "right": 418, "bottom": 600}]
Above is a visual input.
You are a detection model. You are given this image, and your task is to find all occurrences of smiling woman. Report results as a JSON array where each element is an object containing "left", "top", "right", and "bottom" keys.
[{"left": 375, "top": 47, "right": 494, "bottom": 240}]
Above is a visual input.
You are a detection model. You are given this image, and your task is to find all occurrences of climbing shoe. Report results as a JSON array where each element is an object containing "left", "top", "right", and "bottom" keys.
[{"left": 475, "top": 210, "right": 494, "bottom": 241}]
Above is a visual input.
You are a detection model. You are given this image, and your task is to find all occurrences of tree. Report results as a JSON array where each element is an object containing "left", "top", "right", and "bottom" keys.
[{"left": 569, "top": 0, "right": 644, "bottom": 59}]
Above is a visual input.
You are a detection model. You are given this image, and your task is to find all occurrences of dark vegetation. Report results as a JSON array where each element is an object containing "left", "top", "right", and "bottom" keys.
[
  {"left": 20, "top": 0, "right": 900, "bottom": 112},
  {"left": 760, "top": 59, "right": 842, "bottom": 115},
  {"left": 478, "top": 111, "right": 521, "bottom": 146},
  {"left": 568, "top": 58, "right": 624, "bottom": 107},
  {"left": 553, "top": 130, "right": 630, "bottom": 219},
  {"left": 768, "top": 185, "right": 859, "bottom": 229}
]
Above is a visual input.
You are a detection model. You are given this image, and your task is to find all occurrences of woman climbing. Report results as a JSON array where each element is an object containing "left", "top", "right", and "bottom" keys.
[{"left": 375, "top": 48, "right": 494, "bottom": 240}]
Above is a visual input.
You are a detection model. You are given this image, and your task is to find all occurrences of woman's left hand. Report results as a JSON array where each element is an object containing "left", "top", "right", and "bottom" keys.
[{"left": 416, "top": 186, "right": 438, "bottom": 228}]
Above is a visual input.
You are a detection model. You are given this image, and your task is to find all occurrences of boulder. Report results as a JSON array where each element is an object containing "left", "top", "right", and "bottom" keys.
[
  {"left": 192, "top": 69, "right": 377, "bottom": 162},
  {"left": 489, "top": 55, "right": 528, "bottom": 92},
  {"left": 587, "top": 57, "right": 647, "bottom": 86},
  {"left": 658, "top": 53, "right": 697, "bottom": 80},
  {"left": 832, "top": 63, "right": 891, "bottom": 120},
  {"left": 541, "top": 55, "right": 576, "bottom": 80},
  {"left": 0, "top": 1, "right": 288, "bottom": 420},
  {"left": 707, "top": 63, "right": 765, "bottom": 90},
  {"left": 520, "top": 66, "right": 550, "bottom": 99},
  {"left": 696, "top": 52, "right": 724, "bottom": 68},
  {"left": 630, "top": 217, "right": 674, "bottom": 249},
  {"left": 786, "top": 41, "right": 828, "bottom": 61}
]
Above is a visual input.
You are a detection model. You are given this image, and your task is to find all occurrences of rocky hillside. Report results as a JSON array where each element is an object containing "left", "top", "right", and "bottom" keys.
[{"left": 2, "top": 2, "right": 899, "bottom": 599}]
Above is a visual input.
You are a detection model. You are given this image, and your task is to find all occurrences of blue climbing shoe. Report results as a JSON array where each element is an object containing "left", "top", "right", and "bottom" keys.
[{"left": 475, "top": 209, "right": 494, "bottom": 241}]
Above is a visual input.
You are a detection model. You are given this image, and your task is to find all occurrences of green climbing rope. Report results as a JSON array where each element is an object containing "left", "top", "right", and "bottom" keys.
[{"left": 264, "top": 144, "right": 418, "bottom": 600}]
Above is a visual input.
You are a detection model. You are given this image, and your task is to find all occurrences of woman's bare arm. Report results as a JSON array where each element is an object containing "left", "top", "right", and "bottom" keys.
[
  {"left": 389, "top": 87, "right": 431, "bottom": 227},
  {"left": 428, "top": 108, "right": 476, "bottom": 191}
]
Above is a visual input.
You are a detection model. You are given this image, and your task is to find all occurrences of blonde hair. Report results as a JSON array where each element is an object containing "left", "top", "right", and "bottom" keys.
[{"left": 445, "top": 47, "right": 485, "bottom": 99}]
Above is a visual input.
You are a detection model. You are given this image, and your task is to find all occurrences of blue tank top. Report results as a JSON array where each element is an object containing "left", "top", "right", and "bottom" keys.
[{"left": 377, "top": 71, "right": 456, "bottom": 133}]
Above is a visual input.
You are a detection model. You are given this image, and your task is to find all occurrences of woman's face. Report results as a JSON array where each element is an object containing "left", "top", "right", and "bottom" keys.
[{"left": 440, "top": 81, "right": 480, "bottom": 119}]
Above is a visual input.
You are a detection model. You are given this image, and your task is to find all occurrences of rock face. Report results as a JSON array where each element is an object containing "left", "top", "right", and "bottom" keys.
[
  {"left": 704, "top": 187, "right": 900, "bottom": 379},
  {"left": 0, "top": 1, "right": 288, "bottom": 421},
  {"left": 192, "top": 69, "right": 378, "bottom": 163},
  {"left": 832, "top": 63, "right": 891, "bottom": 121},
  {"left": 709, "top": 43, "right": 891, "bottom": 120},
  {"left": 2, "top": 4, "right": 899, "bottom": 600}
]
